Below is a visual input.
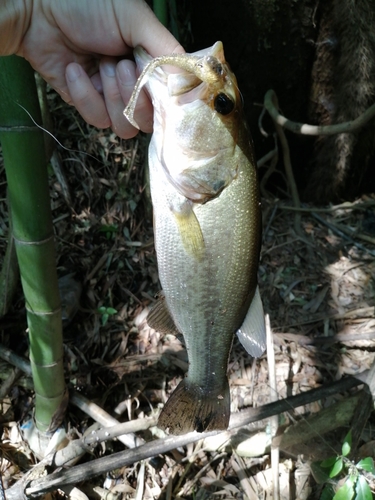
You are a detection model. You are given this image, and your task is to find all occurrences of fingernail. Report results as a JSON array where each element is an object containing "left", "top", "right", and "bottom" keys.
[
  {"left": 117, "top": 62, "right": 135, "bottom": 86},
  {"left": 102, "top": 61, "right": 116, "bottom": 78},
  {"left": 66, "top": 63, "right": 82, "bottom": 83}
]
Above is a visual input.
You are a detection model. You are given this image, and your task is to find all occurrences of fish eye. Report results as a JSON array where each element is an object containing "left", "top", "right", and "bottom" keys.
[{"left": 214, "top": 93, "right": 235, "bottom": 115}]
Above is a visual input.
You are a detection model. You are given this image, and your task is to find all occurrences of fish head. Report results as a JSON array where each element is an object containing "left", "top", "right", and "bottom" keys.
[{"left": 130, "top": 42, "right": 250, "bottom": 203}]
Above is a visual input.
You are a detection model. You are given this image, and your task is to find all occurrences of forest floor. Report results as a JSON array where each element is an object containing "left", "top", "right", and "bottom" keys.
[{"left": 0, "top": 86, "right": 375, "bottom": 499}]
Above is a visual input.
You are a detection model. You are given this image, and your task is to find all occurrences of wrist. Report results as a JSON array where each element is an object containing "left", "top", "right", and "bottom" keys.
[{"left": 0, "top": 0, "right": 32, "bottom": 55}]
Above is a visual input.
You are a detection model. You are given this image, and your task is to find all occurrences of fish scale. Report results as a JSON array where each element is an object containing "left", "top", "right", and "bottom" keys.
[{"left": 124, "top": 41, "right": 266, "bottom": 434}]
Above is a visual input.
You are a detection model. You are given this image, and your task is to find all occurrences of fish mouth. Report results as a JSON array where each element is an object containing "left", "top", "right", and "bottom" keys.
[{"left": 123, "top": 42, "right": 239, "bottom": 129}]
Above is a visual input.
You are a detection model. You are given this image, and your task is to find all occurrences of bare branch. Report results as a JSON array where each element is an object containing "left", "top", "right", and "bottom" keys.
[{"left": 264, "top": 89, "right": 375, "bottom": 136}]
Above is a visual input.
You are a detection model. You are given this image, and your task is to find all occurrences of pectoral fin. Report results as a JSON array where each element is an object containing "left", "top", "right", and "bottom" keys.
[
  {"left": 171, "top": 200, "right": 205, "bottom": 261},
  {"left": 147, "top": 293, "right": 180, "bottom": 335},
  {"left": 236, "top": 286, "right": 266, "bottom": 358}
]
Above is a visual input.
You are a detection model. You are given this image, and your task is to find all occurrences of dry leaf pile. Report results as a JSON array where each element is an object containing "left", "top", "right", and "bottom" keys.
[{"left": 0, "top": 87, "right": 374, "bottom": 499}]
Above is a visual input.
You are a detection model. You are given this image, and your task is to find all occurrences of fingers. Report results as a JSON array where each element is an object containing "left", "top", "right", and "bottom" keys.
[
  {"left": 66, "top": 62, "right": 111, "bottom": 129},
  {"left": 99, "top": 58, "right": 134, "bottom": 138},
  {"left": 65, "top": 59, "right": 152, "bottom": 139},
  {"left": 100, "top": 57, "right": 153, "bottom": 137}
]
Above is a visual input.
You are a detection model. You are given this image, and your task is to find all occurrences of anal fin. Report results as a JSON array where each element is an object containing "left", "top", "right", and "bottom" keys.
[
  {"left": 147, "top": 293, "right": 180, "bottom": 335},
  {"left": 236, "top": 285, "right": 266, "bottom": 358}
]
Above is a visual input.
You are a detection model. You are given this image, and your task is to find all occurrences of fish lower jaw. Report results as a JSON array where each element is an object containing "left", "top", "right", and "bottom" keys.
[{"left": 157, "top": 378, "right": 230, "bottom": 435}]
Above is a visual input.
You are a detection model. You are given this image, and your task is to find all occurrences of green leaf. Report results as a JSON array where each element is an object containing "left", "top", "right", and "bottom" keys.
[
  {"left": 99, "top": 224, "right": 118, "bottom": 233},
  {"left": 310, "top": 461, "right": 331, "bottom": 485},
  {"left": 106, "top": 307, "right": 117, "bottom": 316},
  {"left": 101, "top": 313, "right": 109, "bottom": 326},
  {"left": 321, "top": 484, "right": 336, "bottom": 500},
  {"left": 98, "top": 306, "right": 106, "bottom": 314},
  {"left": 354, "top": 476, "right": 372, "bottom": 500},
  {"left": 333, "top": 477, "right": 355, "bottom": 500},
  {"left": 105, "top": 189, "right": 114, "bottom": 200},
  {"left": 129, "top": 199, "right": 137, "bottom": 212},
  {"left": 342, "top": 431, "right": 352, "bottom": 457},
  {"left": 333, "top": 477, "right": 354, "bottom": 500},
  {"left": 321, "top": 457, "right": 339, "bottom": 468},
  {"left": 356, "top": 458, "right": 375, "bottom": 474},
  {"left": 330, "top": 458, "right": 344, "bottom": 478}
]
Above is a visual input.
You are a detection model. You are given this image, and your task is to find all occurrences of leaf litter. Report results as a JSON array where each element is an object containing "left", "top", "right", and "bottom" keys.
[{"left": 0, "top": 86, "right": 374, "bottom": 499}]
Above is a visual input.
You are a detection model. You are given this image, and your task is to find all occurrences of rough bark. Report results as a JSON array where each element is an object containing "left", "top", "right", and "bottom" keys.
[{"left": 306, "top": 0, "right": 375, "bottom": 202}]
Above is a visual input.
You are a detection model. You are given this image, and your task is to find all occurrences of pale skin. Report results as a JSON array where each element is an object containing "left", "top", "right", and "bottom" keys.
[{"left": 0, "top": 0, "right": 184, "bottom": 138}]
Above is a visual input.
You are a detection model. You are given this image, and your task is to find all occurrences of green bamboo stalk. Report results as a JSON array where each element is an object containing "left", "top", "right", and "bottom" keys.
[
  {"left": 153, "top": 0, "right": 168, "bottom": 27},
  {"left": 0, "top": 197, "right": 19, "bottom": 317},
  {"left": 0, "top": 55, "right": 65, "bottom": 433}
]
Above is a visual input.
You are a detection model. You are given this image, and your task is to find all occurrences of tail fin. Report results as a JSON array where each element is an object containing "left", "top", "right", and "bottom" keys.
[{"left": 158, "top": 379, "right": 230, "bottom": 435}]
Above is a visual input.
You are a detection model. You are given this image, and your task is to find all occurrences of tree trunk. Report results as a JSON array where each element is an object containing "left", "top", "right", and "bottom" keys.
[{"left": 306, "top": 0, "right": 375, "bottom": 202}]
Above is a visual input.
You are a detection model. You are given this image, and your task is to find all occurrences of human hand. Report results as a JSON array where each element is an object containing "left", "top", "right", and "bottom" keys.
[{"left": 2, "top": 0, "right": 184, "bottom": 138}]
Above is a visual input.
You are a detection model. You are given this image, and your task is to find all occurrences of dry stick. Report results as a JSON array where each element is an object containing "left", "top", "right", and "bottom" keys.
[
  {"left": 134, "top": 460, "right": 145, "bottom": 500},
  {"left": 181, "top": 451, "right": 228, "bottom": 496},
  {"left": 279, "top": 199, "right": 375, "bottom": 213},
  {"left": 275, "top": 330, "right": 375, "bottom": 347},
  {"left": 264, "top": 89, "right": 375, "bottom": 136},
  {"left": 367, "top": 359, "right": 375, "bottom": 402},
  {"left": 0, "top": 475, "right": 5, "bottom": 500},
  {"left": 333, "top": 221, "right": 375, "bottom": 246},
  {"left": 311, "top": 212, "right": 375, "bottom": 257},
  {"left": 0, "top": 367, "right": 22, "bottom": 399},
  {"left": 266, "top": 315, "right": 279, "bottom": 500},
  {"left": 0, "top": 345, "right": 32, "bottom": 376},
  {"left": 263, "top": 89, "right": 375, "bottom": 240},
  {"left": 264, "top": 91, "right": 302, "bottom": 237},
  {"left": 349, "top": 388, "right": 373, "bottom": 453},
  {"left": 232, "top": 453, "right": 258, "bottom": 500},
  {"left": 69, "top": 392, "right": 145, "bottom": 448},
  {"left": 281, "top": 305, "right": 374, "bottom": 329},
  {"left": 46, "top": 414, "right": 157, "bottom": 470},
  {"left": 259, "top": 144, "right": 279, "bottom": 200},
  {"left": 4, "top": 376, "right": 365, "bottom": 499},
  {"left": 0, "top": 345, "right": 145, "bottom": 456},
  {"left": 257, "top": 146, "right": 278, "bottom": 168}
]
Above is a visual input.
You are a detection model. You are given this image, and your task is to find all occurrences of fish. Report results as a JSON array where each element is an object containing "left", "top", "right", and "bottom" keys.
[{"left": 124, "top": 41, "right": 266, "bottom": 435}]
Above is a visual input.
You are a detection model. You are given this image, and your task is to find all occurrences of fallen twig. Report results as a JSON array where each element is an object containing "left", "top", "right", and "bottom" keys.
[
  {"left": 70, "top": 392, "right": 145, "bottom": 448},
  {"left": 0, "top": 367, "right": 22, "bottom": 399},
  {"left": 279, "top": 305, "right": 374, "bottom": 329},
  {"left": 264, "top": 92, "right": 302, "bottom": 236},
  {"left": 311, "top": 211, "right": 375, "bottom": 257},
  {"left": 5, "top": 375, "right": 365, "bottom": 498},
  {"left": 275, "top": 330, "right": 375, "bottom": 347},
  {"left": 279, "top": 199, "right": 375, "bottom": 213},
  {"left": 331, "top": 220, "right": 375, "bottom": 246},
  {"left": 274, "top": 389, "right": 373, "bottom": 459},
  {"left": 266, "top": 314, "right": 279, "bottom": 499}
]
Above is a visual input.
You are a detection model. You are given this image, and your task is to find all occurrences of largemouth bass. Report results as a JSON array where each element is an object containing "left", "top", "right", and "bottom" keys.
[{"left": 124, "top": 42, "right": 266, "bottom": 435}]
